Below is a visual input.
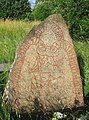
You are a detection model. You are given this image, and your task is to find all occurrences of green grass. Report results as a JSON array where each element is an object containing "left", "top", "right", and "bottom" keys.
[
  {"left": 0, "top": 19, "right": 89, "bottom": 120},
  {"left": 73, "top": 41, "right": 89, "bottom": 96},
  {"left": 0, "top": 19, "right": 40, "bottom": 63}
]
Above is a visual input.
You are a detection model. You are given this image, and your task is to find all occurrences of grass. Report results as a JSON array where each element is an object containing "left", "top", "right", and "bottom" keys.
[
  {"left": 0, "top": 19, "right": 89, "bottom": 120},
  {"left": 74, "top": 41, "right": 89, "bottom": 96},
  {"left": 0, "top": 19, "right": 40, "bottom": 63}
]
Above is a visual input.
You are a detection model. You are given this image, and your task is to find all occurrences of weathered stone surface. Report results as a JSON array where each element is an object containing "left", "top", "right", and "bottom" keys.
[{"left": 7, "top": 14, "right": 84, "bottom": 113}]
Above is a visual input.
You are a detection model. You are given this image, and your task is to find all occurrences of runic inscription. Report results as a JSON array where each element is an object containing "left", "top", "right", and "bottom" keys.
[{"left": 6, "top": 14, "right": 84, "bottom": 113}]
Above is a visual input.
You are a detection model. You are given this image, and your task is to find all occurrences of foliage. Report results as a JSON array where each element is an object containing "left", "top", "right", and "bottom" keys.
[
  {"left": 0, "top": 0, "right": 31, "bottom": 20},
  {"left": 53, "top": 0, "right": 89, "bottom": 41},
  {"left": 32, "top": 0, "right": 89, "bottom": 41},
  {"left": 36, "top": 0, "right": 51, "bottom": 4},
  {"left": 0, "top": 72, "right": 10, "bottom": 120},
  {"left": 79, "top": 111, "right": 89, "bottom": 120},
  {"left": 73, "top": 41, "right": 89, "bottom": 96},
  {"left": 32, "top": 1, "right": 54, "bottom": 20}
]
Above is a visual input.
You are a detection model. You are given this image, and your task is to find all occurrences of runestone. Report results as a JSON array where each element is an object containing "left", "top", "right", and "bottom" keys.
[{"left": 4, "top": 14, "right": 84, "bottom": 113}]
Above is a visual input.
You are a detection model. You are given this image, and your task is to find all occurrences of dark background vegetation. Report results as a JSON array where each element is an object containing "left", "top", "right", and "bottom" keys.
[
  {"left": 0, "top": 0, "right": 89, "bottom": 120},
  {"left": 0, "top": 0, "right": 31, "bottom": 20},
  {"left": 0, "top": 0, "right": 89, "bottom": 41}
]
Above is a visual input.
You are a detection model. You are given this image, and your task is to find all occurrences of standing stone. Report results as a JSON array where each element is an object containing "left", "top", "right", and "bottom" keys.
[{"left": 4, "top": 14, "right": 84, "bottom": 113}]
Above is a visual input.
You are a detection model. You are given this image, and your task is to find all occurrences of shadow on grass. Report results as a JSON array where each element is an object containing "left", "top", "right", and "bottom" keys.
[
  {"left": 10, "top": 106, "right": 86, "bottom": 120},
  {"left": 77, "top": 54, "right": 89, "bottom": 110},
  {"left": 10, "top": 111, "right": 53, "bottom": 120},
  {"left": 77, "top": 54, "right": 85, "bottom": 95}
]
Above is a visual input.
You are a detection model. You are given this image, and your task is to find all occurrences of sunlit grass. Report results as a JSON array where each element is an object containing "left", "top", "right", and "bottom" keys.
[{"left": 0, "top": 19, "right": 40, "bottom": 63}]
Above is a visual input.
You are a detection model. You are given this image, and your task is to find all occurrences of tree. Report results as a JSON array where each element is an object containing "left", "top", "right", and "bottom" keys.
[
  {"left": 0, "top": 0, "right": 31, "bottom": 20},
  {"left": 52, "top": 0, "right": 89, "bottom": 41},
  {"left": 32, "top": 0, "right": 89, "bottom": 41},
  {"left": 32, "top": 1, "right": 55, "bottom": 20},
  {"left": 36, "top": 0, "right": 46, "bottom": 4},
  {"left": 36, "top": 0, "right": 56, "bottom": 4}
]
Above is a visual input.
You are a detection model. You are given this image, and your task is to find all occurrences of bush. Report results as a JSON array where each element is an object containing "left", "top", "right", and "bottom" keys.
[
  {"left": 56, "top": 0, "right": 89, "bottom": 41},
  {"left": 32, "top": 1, "right": 54, "bottom": 20},
  {"left": 32, "top": 0, "right": 89, "bottom": 41},
  {"left": 0, "top": 0, "right": 31, "bottom": 20}
]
